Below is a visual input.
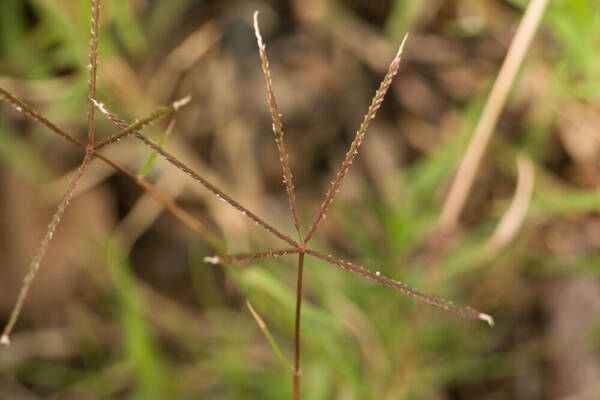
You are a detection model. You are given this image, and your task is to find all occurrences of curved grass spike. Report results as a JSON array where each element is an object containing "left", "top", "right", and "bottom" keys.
[
  {"left": 304, "top": 34, "right": 408, "bottom": 245},
  {"left": 305, "top": 249, "right": 494, "bottom": 326},
  {"left": 253, "top": 12, "right": 301, "bottom": 240}
]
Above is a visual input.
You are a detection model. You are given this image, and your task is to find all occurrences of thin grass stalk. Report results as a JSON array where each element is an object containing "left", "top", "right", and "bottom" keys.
[
  {"left": 293, "top": 252, "right": 305, "bottom": 400},
  {"left": 253, "top": 12, "right": 301, "bottom": 240},
  {"left": 437, "top": 0, "right": 549, "bottom": 236},
  {"left": 303, "top": 35, "right": 408, "bottom": 245},
  {"left": 0, "top": 87, "right": 87, "bottom": 150},
  {"left": 134, "top": 133, "right": 299, "bottom": 248},
  {"left": 305, "top": 249, "right": 493, "bottom": 325},
  {"left": 1, "top": 152, "right": 94, "bottom": 345},
  {"left": 138, "top": 119, "right": 176, "bottom": 177},
  {"left": 93, "top": 96, "right": 190, "bottom": 150},
  {"left": 203, "top": 248, "right": 301, "bottom": 264},
  {"left": 246, "top": 300, "right": 294, "bottom": 371},
  {"left": 87, "top": 0, "right": 101, "bottom": 145}
]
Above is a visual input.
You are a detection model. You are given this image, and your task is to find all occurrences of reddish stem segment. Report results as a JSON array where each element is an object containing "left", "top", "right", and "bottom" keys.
[{"left": 293, "top": 252, "right": 305, "bottom": 400}]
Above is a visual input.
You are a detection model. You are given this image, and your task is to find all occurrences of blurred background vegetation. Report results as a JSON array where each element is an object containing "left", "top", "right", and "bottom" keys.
[{"left": 1, "top": 0, "right": 600, "bottom": 399}]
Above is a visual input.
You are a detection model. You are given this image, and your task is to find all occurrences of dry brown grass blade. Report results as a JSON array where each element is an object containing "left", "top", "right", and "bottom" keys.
[
  {"left": 486, "top": 154, "right": 534, "bottom": 254},
  {"left": 437, "top": 0, "right": 549, "bottom": 236},
  {"left": 253, "top": 12, "right": 301, "bottom": 239},
  {"left": 303, "top": 34, "right": 408, "bottom": 245}
]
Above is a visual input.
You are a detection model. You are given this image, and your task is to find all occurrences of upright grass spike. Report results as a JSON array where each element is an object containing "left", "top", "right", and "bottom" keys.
[
  {"left": 1, "top": 152, "right": 94, "bottom": 345},
  {"left": 87, "top": 0, "right": 101, "bottom": 146},
  {"left": 253, "top": 12, "right": 301, "bottom": 240},
  {"left": 305, "top": 249, "right": 494, "bottom": 326},
  {"left": 303, "top": 34, "right": 408, "bottom": 245}
]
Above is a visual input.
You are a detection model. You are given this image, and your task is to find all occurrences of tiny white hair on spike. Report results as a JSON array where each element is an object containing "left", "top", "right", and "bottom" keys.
[
  {"left": 253, "top": 11, "right": 264, "bottom": 49},
  {"left": 479, "top": 313, "right": 494, "bottom": 327},
  {"left": 92, "top": 98, "right": 108, "bottom": 115},
  {"left": 173, "top": 95, "right": 192, "bottom": 111},
  {"left": 203, "top": 256, "right": 221, "bottom": 265}
]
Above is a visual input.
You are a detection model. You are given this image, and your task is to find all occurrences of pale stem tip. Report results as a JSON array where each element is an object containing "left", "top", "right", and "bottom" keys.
[
  {"left": 396, "top": 33, "right": 409, "bottom": 59},
  {"left": 253, "top": 11, "right": 264, "bottom": 47},
  {"left": 203, "top": 256, "right": 221, "bottom": 265},
  {"left": 479, "top": 313, "right": 494, "bottom": 327},
  {"left": 173, "top": 95, "right": 192, "bottom": 111},
  {"left": 1, "top": 334, "right": 10, "bottom": 346},
  {"left": 92, "top": 98, "right": 108, "bottom": 115}
]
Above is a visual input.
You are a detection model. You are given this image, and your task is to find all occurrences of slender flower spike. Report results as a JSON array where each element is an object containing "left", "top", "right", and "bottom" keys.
[
  {"left": 87, "top": 0, "right": 101, "bottom": 146},
  {"left": 305, "top": 249, "right": 492, "bottom": 324},
  {"left": 254, "top": 11, "right": 302, "bottom": 240},
  {"left": 2, "top": 152, "right": 93, "bottom": 344},
  {"left": 304, "top": 34, "right": 409, "bottom": 245}
]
